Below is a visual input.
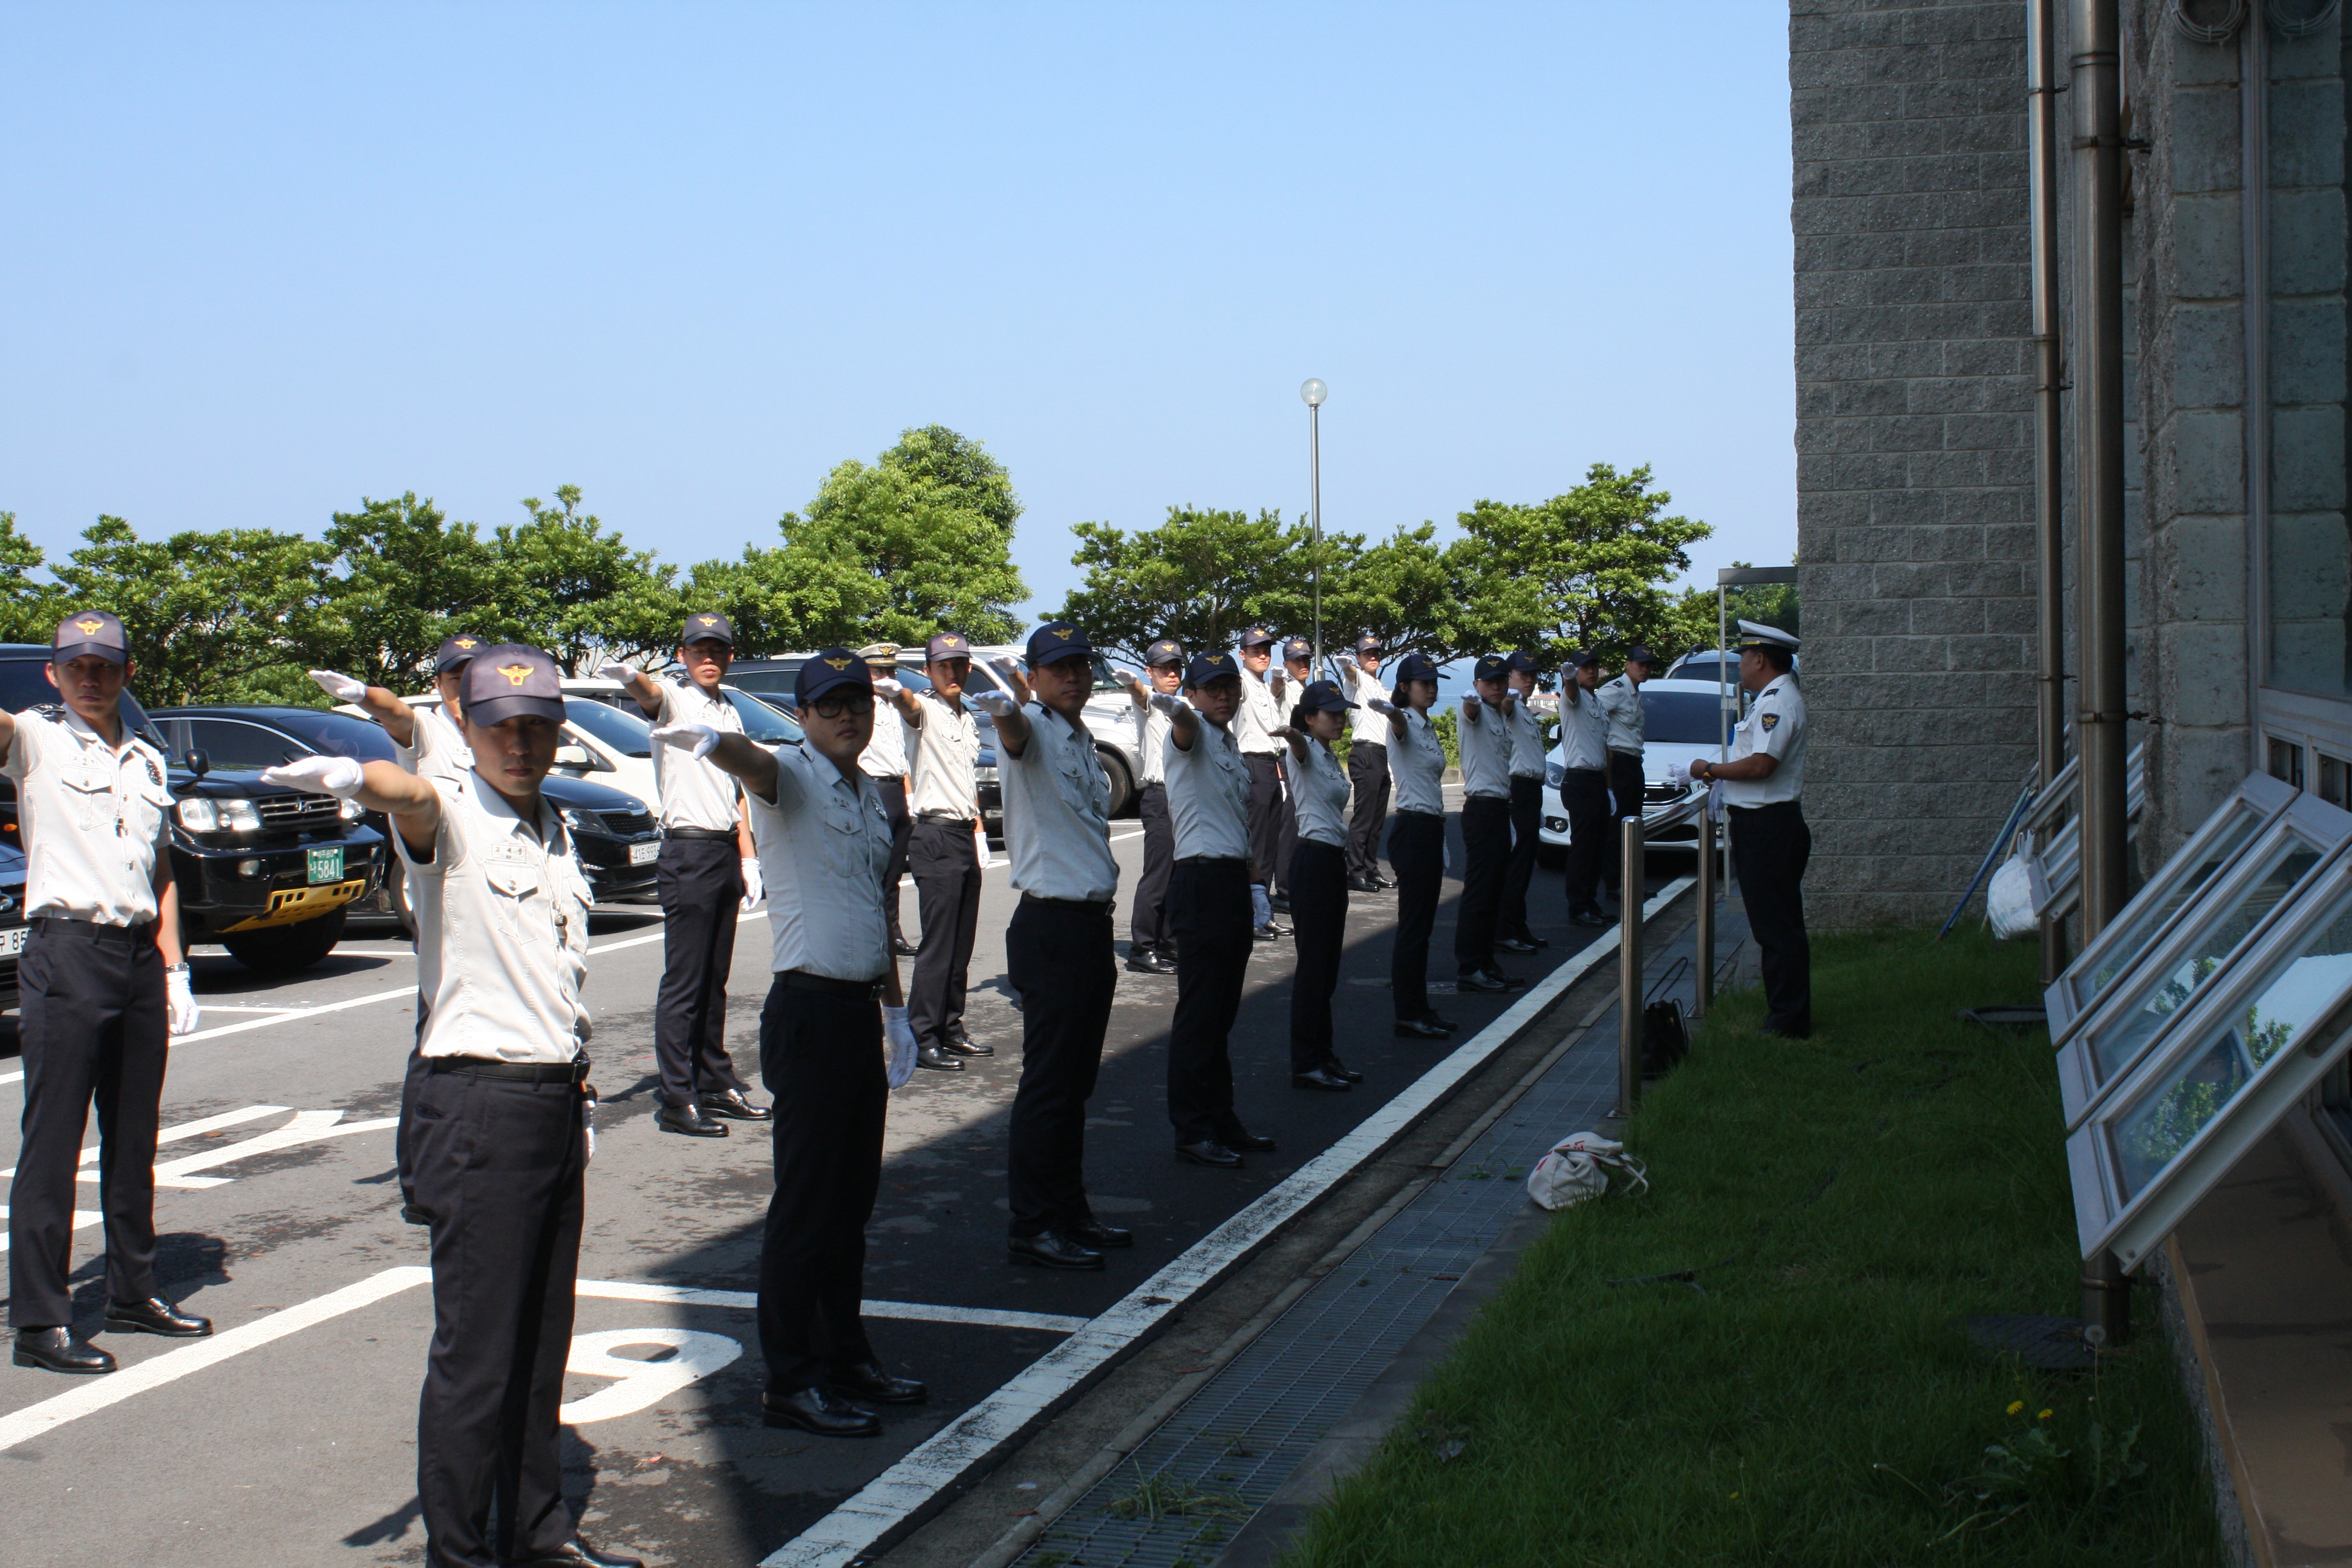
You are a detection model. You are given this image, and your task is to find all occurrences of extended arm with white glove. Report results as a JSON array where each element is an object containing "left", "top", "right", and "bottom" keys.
[
  {"left": 307, "top": 670, "right": 420, "bottom": 746},
  {"left": 261, "top": 756, "right": 442, "bottom": 852},
  {"left": 599, "top": 661, "right": 663, "bottom": 719},
  {"left": 653, "top": 720, "right": 780, "bottom": 803}
]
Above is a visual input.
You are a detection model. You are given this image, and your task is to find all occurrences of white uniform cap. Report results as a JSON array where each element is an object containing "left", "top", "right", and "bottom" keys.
[{"left": 1735, "top": 619, "right": 1799, "bottom": 652}]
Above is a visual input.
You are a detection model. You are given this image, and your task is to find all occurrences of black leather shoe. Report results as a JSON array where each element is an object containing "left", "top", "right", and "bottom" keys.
[
  {"left": 826, "top": 1359, "right": 928, "bottom": 1403},
  {"left": 943, "top": 1027, "right": 994, "bottom": 1056},
  {"left": 500, "top": 1536, "right": 646, "bottom": 1567},
  {"left": 699, "top": 1088, "right": 771, "bottom": 1121},
  {"left": 1008, "top": 1231, "right": 1106, "bottom": 1270},
  {"left": 1426, "top": 1011, "right": 1460, "bottom": 1031},
  {"left": 1394, "top": 1016, "right": 1453, "bottom": 1039},
  {"left": 890, "top": 935, "right": 920, "bottom": 956},
  {"left": 1346, "top": 877, "right": 1380, "bottom": 893},
  {"left": 1268, "top": 893, "right": 1290, "bottom": 912},
  {"left": 1253, "top": 923, "right": 1289, "bottom": 942},
  {"left": 657, "top": 1103, "right": 729, "bottom": 1137},
  {"left": 1175, "top": 1140, "right": 1243, "bottom": 1168},
  {"left": 1494, "top": 936, "right": 1538, "bottom": 955},
  {"left": 1126, "top": 947, "right": 1175, "bottom": 974},
  {"left": 762, "top": 1386, "right": 881, "bottom": 1437},
  {"left": 1324, "top": 1056, "right": 1365, "bottom": 1083},
  {"left": 1529, "top": 935, "right": 1552, "bottom": 949},
  {"left": 1372, "top": 876, "right": 1394, "bottom": 890},
  {"left": 1456, "top": 969, "right": 1511, "bottom": 992},
  {"left": 1069, "top": 1218, "right": 1134, "bottom": 1249},
  {"left": 916, "top": 1044, "right": 965, "bottom": 1072},
  {"left": 1568, "top": 906, "right": 1609, "bottom": 927},
  {"left": 1220, "top": 1127, "right": 1277, "bottom": 1153},
  {"left": 1292, "top": 1065, "right": 1351, "bottom": 1091},
  {"left": 13, "top": 1327, "right": 115, "bottom": 1374},
  {"left": 105, "top": 1296, "right": 212, "bottom": 1338}
]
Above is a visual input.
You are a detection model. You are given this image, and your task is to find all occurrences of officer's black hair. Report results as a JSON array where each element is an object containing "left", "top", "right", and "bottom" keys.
[{"left": 1753, "top": 644, "right": 1795, "bottom": 674}]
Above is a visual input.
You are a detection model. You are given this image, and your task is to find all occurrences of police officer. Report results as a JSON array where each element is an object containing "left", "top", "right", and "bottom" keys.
[
  {"left": 7, "top": 611, "right": 206, "bottom": 1376},
  {"left": 1156, "top": 653, "right": 1278, "bottom": 1167},
  {"left": 1119, "top": 638, "right": 1185, "bottom": 975},
  {"left": 1270, "top": 636, "right": 1316, "bottom": 909},
  {"left": 1233, "top": 627, "right": 1288, "bottom": 938},
  {"left": 886, "top": 632, "right": 988, "bottom": 1071},
  {"left": 1453, "top": 655, "right": 1520, "bottom": 992},
  {"left": 267, "top": 644, "right": 644, "bottom": 1568},
  {"left": 1557, "top": 650, "right": 1613, "bottom": 926},
  {"left": 1368, "top": 655, "right": 1455, "bottom": 1040},
  {"left": 1686, "top": 622, "right": 1811, "bottom": 1038},
  {"left": 1495, "top": 650, "right": 1552, "bottom": 955},
  {"left": 857, "top": 644, "right": 918, "bottom": 956},
  {"left": 1336, "top": 636, "right": 1392, "bottom": 892},
  {"left": 647, "top": 647, "right": 926, "bottom": 1438},
  {"left": 602, "top": 615, "right": 768, "bottom": 1137},
  {"left": 978, "top": 624, "right": 1132, "bottom": 1271},
  {"left": 1595, "top": 645, "right": 1654, "bottom": 825},
  {"left": 1274, "top": 680, "right": 1361, "bottom": 1090}
]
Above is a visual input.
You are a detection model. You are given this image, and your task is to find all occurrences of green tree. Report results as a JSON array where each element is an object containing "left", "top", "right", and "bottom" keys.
[
  {"left": 1662, "top": 557, "right": 1800, "bottom": 663},
  {"left": 667, "top": 544, "right": 883, "bottom": 656},
  {"left": 1057, "top": 505, "right": 1324, "bottom": 664},
  {"left": 492, "top": 485, "right": 679, "bottom": 672},
  {"left": 1454, "top": 463, "right": 1712, "bottom": 666},
  {"left": 315, "top": 492, "right": 501, "bottom": 691},
  {"left": 1324, "top": 522, "right": 1469, "bottom": 665},
  {"left": 0, "top": 513, "right": 59, "bottom": 643}
]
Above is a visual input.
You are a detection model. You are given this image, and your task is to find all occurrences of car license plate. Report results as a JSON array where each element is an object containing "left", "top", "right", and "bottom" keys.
[
  {"left": 0, "top": 926, "right": 24, "bottom": 957},
  {"left": 307, "top": 846, "right": 344, "bottom": 885},
  {"left": 629, "top": 841, "right": 659, "bottom": 866}
]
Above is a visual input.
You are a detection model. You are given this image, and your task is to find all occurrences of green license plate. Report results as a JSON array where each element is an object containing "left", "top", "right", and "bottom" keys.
[{"left": 307, "top": 846, "right": 344, "bottom": 885}]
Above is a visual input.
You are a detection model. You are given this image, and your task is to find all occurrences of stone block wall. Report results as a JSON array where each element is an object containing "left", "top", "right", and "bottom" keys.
[{"left": 1790, "top": 0, "right": 2040, "bottom": 925}]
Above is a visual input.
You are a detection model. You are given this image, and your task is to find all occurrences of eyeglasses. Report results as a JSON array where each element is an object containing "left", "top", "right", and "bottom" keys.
[{"left": 811, "top": 693, "right": 875, "bottom": 720}]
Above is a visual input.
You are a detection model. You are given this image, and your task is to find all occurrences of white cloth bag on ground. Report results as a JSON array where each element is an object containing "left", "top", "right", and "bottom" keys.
[
  {"left": 1526, "top": 1131, "right": 1650, "bottom": 1210},
  {"left": 1987, "top": 854, "right": 2037, "bottom": 939}
]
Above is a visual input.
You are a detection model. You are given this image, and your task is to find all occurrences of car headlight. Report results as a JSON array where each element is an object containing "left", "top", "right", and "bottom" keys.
[
  {"left": 339, "top": 797, "right": 364, "bottom": 822},
  {"left": 177, "top": 797, "right": 263, "bottom": 832},
  {"left": 1544, "top": 762, "right": 1564, "bottom": 788},
  {"left": 559, "top": 808, "right": 603, "bottom": 834},
  {"left": 177, "top": 798, "right": 218, "bottom": 831}
]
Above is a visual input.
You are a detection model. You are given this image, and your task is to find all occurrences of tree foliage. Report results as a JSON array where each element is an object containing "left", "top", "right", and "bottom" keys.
[{"left": 1059, "top": 506, "right": 1341, "bottom": 665}]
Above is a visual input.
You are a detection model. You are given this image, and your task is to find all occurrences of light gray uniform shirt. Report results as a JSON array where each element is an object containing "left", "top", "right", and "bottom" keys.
[
  {"left": 747, "top": 742, "right": 895, "bottom": 980},
  {"left": 1556, "top": 690, "right": 1610, "bottom": 773},
  {"left": 1289, "top": 740, "right": 1351, "bottom": 848},
  {"left": 4, "top": 708, "right": 174, "bottom": 926},
  {"left": 1346, "top": 668, "right": 1392, "bottom": 747},
  {"left": 400, "top": 773, "right": 594, "bottom": 1063},
  {"left": 1235, "top": 668, "right": 1283, "bottom": 757},
  {"left": 860, "top": 708, "right": 909, "bottom": 780},
  {"left": 1595, "top": 673, "right": 1645, "bottom": 757},
  {"left": 1001, "top": 704, "right": 1119, "bottom": 902},
  {"left": 1504, "top": 696, "right": 1547, "bottom": 779},
  {"left": 1164, "top": 718, "right": 1252, "bottom": 860},
  {"left": 397, "top": 704, "right": 472, "bottom": 783},
  {"left": 652, "top": 679, "right": 746, "bottom": 832},
  {"left": 1720, "top": 678, "right": 1808, "bottom": 808},
  {"left": 907, "top": 689, "right": 981, "bottom": 819},
  {"left": 1387, "top": 709, "right": 1447, "bottom": 817},
  {"left": 1457, "top": 699, "right": 1514, "bottom": 801}
]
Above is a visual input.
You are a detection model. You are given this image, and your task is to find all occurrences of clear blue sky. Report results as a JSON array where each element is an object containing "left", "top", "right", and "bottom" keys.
[{"left": 0, "top": 3, "right": 1794, "bottom": 627}]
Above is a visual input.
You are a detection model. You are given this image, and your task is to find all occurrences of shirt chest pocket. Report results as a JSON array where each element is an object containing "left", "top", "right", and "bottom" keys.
[
  {"left": 57, "top": 765, "right": 120, "bottom": 835},
  {"left": 481, "top": 861, "right": 546, "bottom": 939}
]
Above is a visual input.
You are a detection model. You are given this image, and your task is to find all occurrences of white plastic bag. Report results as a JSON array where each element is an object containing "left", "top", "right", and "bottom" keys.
[
  {"left": 1987, "top": 854, "right": 2037, "bottom": 939},
  {"left": 1526, "top": 1131, "right": 1650, "bottom": 1211}
]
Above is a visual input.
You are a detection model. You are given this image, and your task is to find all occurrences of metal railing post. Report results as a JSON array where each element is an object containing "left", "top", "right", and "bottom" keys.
[
  {"left": 1694, "top": 810, "right": 1715, "bottom": 1016},
  {"left": 1616, "top": 817, "right": 1645, "bottom": 1118}
]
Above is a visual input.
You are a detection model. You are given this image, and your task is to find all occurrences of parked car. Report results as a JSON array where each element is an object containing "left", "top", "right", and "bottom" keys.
[
  {"left": 370, "top": 687, "right": 682, "bottom": 811},
  {"left": 1537, "top": 678, "right": 1725, "bottom": 866},
  {"left": 0, "top": 647, "right": 388, "bottom": 972},
  {"left": 152, "top": 705, "right": 663, "bottom": 923},
  {"left": 0, "top": 839, "right": 26, "bottom": 1010},
  {"left": 1664, "top": 647, "right": 1798, "bottom": 687}
]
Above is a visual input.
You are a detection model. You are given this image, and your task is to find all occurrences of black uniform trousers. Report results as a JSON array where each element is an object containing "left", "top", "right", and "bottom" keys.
[
  {"left": 653, "top": 836, "right": 750, "bottom": 1109},
  {"left": 411, "top": 1068, "right": 586, "bottom": 1568},
  {"left": 1286, "top": 838, "right": 1348, "bottom": 1072},
  {"left": 1276, "top": 757, "right": 1300, "bottom": 898},
  {"left": 8, "top": 920, "right": 166, "bottom": 1328},
  {"left": 1345, "top": 740, "right": 1390, "bottom": 883},
  {"left": 1608, "top": 750, "right": 1645, "bottom": 825},
  {"left": 873, "top": 775, "right": 912, "bottom": 942},
  {"left": 1167, "top": 857, "right": 1254, "bottom": 1145},
  {"left": 1499, "top": 774, "right": 1542, "bottom": 943},
  {"left": 1730, "top": 801, "right": 1814, "bottom": 1036},
  {"left": 1131, "top": 783, "right": 1175, "bottom": 953},
  {"left": 1387, "top": 811, "right": 1445, "bottom": 1022},
  {"left": 1560, "top": 768, "right": 1613, "bottom": 912},
  {"left": 907, "top": 818, "right": 981, "bottom": 1048},
  {"left": 1453, "top": 794, "right": 1512, "bottom": 977},
  {"left": 1005, "top": 897, "right": 1116, "bottom": 1238},
  {"left": 757, "top": 981, "right": 886, "bottom": 1393},
  {"left": 1244, "top": 753, "right": 1284, "bottom": 893}
]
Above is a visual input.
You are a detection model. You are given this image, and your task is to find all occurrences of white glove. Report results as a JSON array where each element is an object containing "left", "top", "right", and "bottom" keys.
[
  {"left": 649, "top": 721, "right": 720, "bottom": 759},
  {"left": 307, "top": 669, "right": 367, "bottom": 704},
  {"left": 972, "top": 691, "right": 1017, "bottom": 718},
  {"left": 988, "top": 655, "right": 1021, "bottom": 682},
  {"left": 596, "top": 661, "right": 637, "bottom": 685},
  {"left": 582, "top": 1090, "right": 597, "bottom": 1165},
  {"left": 1368, "top": 698, "right": 1399, "bottom": 717},
  {"left": 872, "top": 676, "right": 903, "bottom": 696},
  {"left": 1460, "top": 695, "right": 1479, "bottom": 724},
  {"left": 1148, "top": 691, "right": 1186, "bottom": 717},
  {"left": 882, "top": 1004, "right": 919, "bottom": 1089},
  {"left": 1667, "top": 761, "right": 1691, "bottom": 786},
  {"left": 260, "top": 755, "right": 367, "bottom": 797},
  {"left": 166, "top": 965, "right": 200, "bottom": 1036},
  {"left": 739, "top": 856, "right": 763, "bottom": 912},
  {"left": 1252, "top": 884, "right": 1272, "bottom": 927},
  {"left": 1269, "top": 673, "right": 1287, "bottom": 699}
]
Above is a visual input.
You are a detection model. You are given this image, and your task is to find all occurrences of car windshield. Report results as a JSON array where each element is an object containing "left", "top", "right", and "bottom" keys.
[
  {"left": 1642, "top": 690, "right": 1729, "bottom": 745},
  {"left": 274, "top": 709, "right": 401, "bottom": 763},
  {"left": 724, "top": 687, "right": 805, "bottom": 744},
  {"left": 563, "top": 698, "right": 654, "bottom": 757},
  {"left": 0, "top": 658, "right": 168, "bottom": 751}
]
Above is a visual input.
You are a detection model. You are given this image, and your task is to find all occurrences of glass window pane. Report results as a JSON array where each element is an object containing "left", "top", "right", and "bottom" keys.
[
  {"left": 2081, "top": 805, "right": 2266, "bottom": 996},
  {"left": 562, "top": 698, "right": 653, "bottom": 758},
  {"left": 188, "top": 719, "right": 304, "bottom": 769},
  {"left": 721, "top": 687, "right": 804, "bottom": 745},
  {"left": 2086, "top": 840, "right": 2327, "bottom": 1081}
]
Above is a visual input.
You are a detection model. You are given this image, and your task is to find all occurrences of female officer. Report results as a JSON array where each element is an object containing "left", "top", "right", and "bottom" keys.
[
  {"left": 1274, "top": 679, "right": 1359, "bottom": 1091},
  {"left": 1368, "top": 655, "right": 1453, "bottom": 1040}
]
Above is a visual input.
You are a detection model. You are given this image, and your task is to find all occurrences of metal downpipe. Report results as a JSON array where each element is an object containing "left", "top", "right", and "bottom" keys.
[{"left": 2030, "top": 0, "right": 2071, "bottom": 984}]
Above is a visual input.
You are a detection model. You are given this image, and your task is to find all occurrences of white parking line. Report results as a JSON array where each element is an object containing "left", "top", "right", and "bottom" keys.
[{"left": 575, "top": 1278, "right": 1088, "bottom": 1334}]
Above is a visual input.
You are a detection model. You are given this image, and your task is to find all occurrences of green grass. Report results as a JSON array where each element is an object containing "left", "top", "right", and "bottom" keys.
[{"left": 1282, "top": 929, "right": 2223, "bottom": 1568}]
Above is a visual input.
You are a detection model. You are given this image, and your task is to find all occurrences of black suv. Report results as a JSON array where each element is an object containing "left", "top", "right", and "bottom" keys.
[
  {"left": 0, "top": 648, "right": 387, "bottom": 972},
  {"left": 151, "top": 705, "right": 664, "bottom": 925}
]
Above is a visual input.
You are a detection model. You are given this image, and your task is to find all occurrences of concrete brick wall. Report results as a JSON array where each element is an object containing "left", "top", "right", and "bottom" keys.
[{"left": 1791, "top": 0, "right": 2039, "bottom": 926}]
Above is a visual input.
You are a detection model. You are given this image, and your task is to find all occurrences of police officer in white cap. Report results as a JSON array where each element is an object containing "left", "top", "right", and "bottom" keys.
[
  {"left": 976, "top": 623, "right": 1133, "bottom": 1270},
  {"left": 1118, "top": 638, "right": 1186, "bottom": 973},
  {"left": 7, "top": 610, "right": 206, "bottom": 1376},
  {"left": 602, "top": 613, "right": 769, "bottom": 1137},
  {"left": 1233, "top": 627, "right": 1289, "bottom": 939},
  {"left": 1685, "top": 621, "right": 1810, "bottom": 1037},
  {"left": 648, "top": 646, "right": 926, "bottom": 1437},
  {"left": 1336, "top": 636, "right": 1393, "bottom": 892},
  {"left": 266, "top": 643, "right": 644, "bottom": 1568}
]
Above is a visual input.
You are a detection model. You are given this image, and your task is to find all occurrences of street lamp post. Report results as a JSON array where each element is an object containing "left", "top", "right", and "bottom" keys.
[{"left": 1301, "top": 377, "right": 1327, "bottom": 668}]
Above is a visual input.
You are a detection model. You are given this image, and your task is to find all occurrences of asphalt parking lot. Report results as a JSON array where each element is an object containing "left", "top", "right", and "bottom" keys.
[{"left": 0, "top": 794, "right": 1676, "bottom": 1567}]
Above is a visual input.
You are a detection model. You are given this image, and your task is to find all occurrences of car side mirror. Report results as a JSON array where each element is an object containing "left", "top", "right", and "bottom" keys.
[
  {"left": 552, "top": 744, "right": 594, "bottom": 769},
  {"left": 184, "top": 749, "right": 211, "bottom": 779}
]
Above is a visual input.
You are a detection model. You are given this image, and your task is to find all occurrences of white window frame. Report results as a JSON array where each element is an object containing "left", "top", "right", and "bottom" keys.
[{"left": 2026, "top": 744, "right": 2148, "bottom": 921}]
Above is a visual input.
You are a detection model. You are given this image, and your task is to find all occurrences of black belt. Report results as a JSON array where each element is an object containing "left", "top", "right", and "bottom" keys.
[
  {"left": 1728, "top": 800, "right": 1804, "bottom": 817},
  {"left": 1022, "top": 892, "right": 1114, "bottom": 913},
  {"left": 916, "top": 812, "right": 976, "bottom": 827},
  {"left": 664, "top": 826, "right": 736, "bottom": 841},
  {"left": 778, "top": 968, "right": 886, "bottom": 999},
  {"left": 1176, "top": 854, "right": 1247, "bottom": 865},
  {"left": 1564, "top": 766, "right": 1607, "bottom": 777},
  {"left": 428, "top": 1055, "right": 590, "bottom": 1083},
  {"left": 30, "top": 917, "right": 155, "bottom": 944}
]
